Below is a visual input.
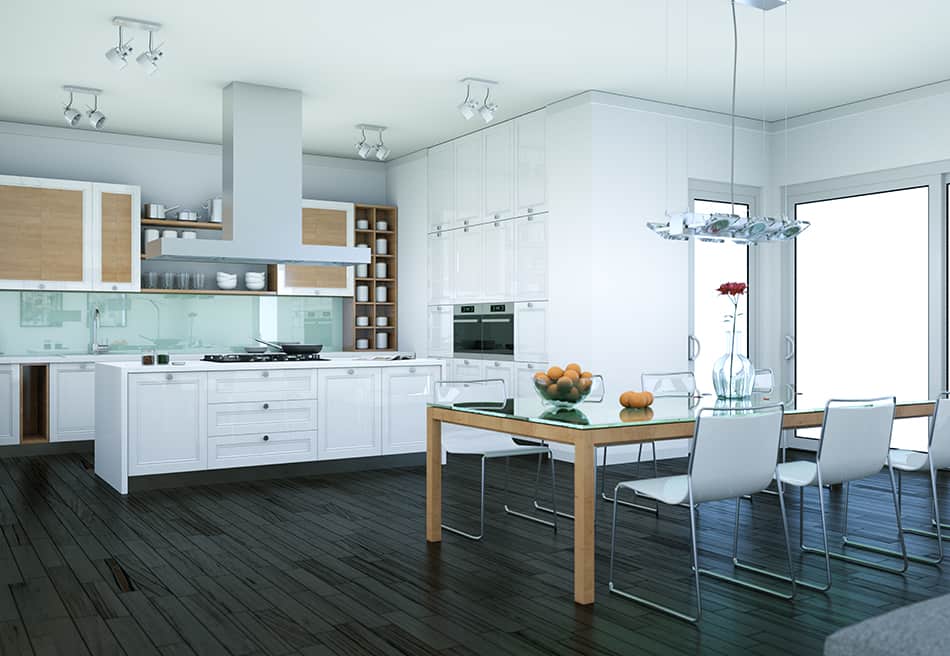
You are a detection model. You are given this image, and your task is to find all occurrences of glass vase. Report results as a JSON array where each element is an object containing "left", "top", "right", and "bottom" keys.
[{"left": 712, "top": 329, "right": 755, "bottom": 399}]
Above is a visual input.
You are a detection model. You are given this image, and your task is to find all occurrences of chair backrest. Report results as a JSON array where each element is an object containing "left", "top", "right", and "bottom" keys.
[
  {"left": 817, "top": 397, "right": 896, "bottom": 485},
  {"left": 641, "top": 371, "right": 697, "bottom": 398},
  {"left": 433, "top": 378, "right": 507, "bottom": 408},
  {"left": 928, "top": 395, "right": 950, "bottom": 469},
  {"left": 688, "top": 404, "right": 784, "bottom": 504},
  {"left": 753, "top": 369, "right": 774, "bottom": 393}
]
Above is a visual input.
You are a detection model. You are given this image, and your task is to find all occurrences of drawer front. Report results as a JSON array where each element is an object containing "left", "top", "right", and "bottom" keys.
[
  {"left": 207, "top": 369, "right": 317, "bottom": 403},
  {"left": 208, "top": 400, "right": 317, "bottom": 437},
  {"left": 208, "top": 430, "right": 317, "bottom": 470}
]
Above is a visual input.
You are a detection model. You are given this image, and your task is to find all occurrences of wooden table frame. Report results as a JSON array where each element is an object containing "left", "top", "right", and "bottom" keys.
[{"left": 425, "top": 401, "right": 935, "bottom": 605}]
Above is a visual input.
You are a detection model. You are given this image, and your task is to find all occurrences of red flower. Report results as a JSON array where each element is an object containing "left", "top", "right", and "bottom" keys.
[{"left": 717, "top": 282, "right": 747, "bottom": 296}]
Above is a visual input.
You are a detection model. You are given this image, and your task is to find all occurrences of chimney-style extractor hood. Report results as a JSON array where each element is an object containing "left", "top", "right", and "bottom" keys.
[{"left": 145, "top": 82, "right": 371, "bottom": 266}]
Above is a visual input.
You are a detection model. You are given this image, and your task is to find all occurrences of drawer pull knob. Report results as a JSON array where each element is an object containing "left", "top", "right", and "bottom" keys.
[
  {"left": 262, "top": 403, "right": 269, "bottom": 410},
  {"left": 263, "top": 435, "right": 269, "bottom": 442},
  {"left": 409, "top": 367, "right": 416, "bottom": 374},
  {"left": 347, "top": 369, "right": 355, "bottom": 375},
  {"left": 165, "top": 373, "right": 173, "bottom": 381},
  {"left": 262, "top": 371, "right": 269, "bottom": 378}
]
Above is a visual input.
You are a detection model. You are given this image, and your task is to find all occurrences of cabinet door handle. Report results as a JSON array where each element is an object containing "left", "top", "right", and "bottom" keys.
[
  {"left": 347, "top": 369, "right": 355, "bottom": 375},
  {"left": 262, "top": 403, "right": 269, "bottom": 410},
  {"left": 409, "top": 367, "right": 416, "bottom": 374},
  {"left": 165, "top": 373, "right": 173, "bottom": 381},
  {"left": 111, "top": 285, "right": 118, "bottom": 291},
  {"left": 38, "top": 284, "right": 45, "bottom": 290},
  {"left": 463, "top": 220, "right": 469, "bottom": 226},
  {"left": 527, "top": 302, "right": 534, "bottom": 308},
  {"left": 262, "top": 371, "right": 270, "bottom": 378},
  {"left": 263, "top": 435, "right": 270, "bottom": 442},
  {"left": 527, "top": 211, "right": 534, "bottom": 219}
]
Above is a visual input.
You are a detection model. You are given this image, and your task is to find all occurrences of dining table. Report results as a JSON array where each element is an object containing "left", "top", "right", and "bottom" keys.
[{"left": 425, "top": 394, "right": 935, "bottom": 605}]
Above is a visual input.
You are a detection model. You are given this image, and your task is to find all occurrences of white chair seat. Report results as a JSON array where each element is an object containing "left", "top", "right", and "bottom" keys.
[
  {"left": 775, "top": 460, "right": 819, "bottom": 487},
  {"left": 889, "top": 449, "right": 929, "bottom": 472},
  {"left": 619, "top": 475, "right": 690, "bottom": 506},
  {"left": 445, "top": 435, "right": 549, "bottom": 458}
]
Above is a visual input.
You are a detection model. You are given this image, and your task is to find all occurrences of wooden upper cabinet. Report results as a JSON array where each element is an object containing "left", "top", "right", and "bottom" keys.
[
  {"left": 276, "top": 200, "right": 355, "bottom": 296},
  {"left": 93, "top": 183, "right": 140, "bottom": 291}
]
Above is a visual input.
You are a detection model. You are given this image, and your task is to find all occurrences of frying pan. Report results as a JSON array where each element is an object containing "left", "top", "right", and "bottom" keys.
[{"left": 255, "top": 338, "right": 323, "bottom": 355}]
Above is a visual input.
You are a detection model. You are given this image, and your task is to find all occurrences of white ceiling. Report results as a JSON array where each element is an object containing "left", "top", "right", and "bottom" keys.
[{"left": 2, "top": 0, "right": 949, "bottom": 160}]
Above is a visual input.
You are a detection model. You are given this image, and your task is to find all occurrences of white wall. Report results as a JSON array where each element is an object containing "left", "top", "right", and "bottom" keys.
[{"left": 0, "top": 121, "right": 387, "bottom": 209}]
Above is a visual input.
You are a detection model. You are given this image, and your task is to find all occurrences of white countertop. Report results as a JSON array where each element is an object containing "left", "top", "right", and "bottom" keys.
[
  {"left": 97, "top": 356, "right": 443, "bottom": 373},
  {"left": 0, "top": 351, "right": 423, "bottom": 366}
]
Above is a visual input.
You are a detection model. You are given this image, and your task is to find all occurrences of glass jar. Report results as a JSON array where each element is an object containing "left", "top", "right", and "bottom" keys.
[{"left": 712, "top": 329, "right": 755, "bottom": 399}]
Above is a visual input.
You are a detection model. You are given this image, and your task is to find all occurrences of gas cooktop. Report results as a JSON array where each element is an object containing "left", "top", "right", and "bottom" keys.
[{"left": 202, "top": 353, "right": 329, "bottom": 363}]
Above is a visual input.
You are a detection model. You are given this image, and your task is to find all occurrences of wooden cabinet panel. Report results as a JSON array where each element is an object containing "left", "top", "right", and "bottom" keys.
[
  {"left": 285, "top": 206, "right": 349, "bottom": 288},
  {"left": 99, "top": 192, "right": 133, "bottom": 284},
  {"left": 0, "top": 185, "right": 84, "bottom": 282}
]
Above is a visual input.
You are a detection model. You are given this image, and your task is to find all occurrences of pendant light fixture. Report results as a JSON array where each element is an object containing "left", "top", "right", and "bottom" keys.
[{"left": 646, "top": 0, "right": 808, "bottom": 244}]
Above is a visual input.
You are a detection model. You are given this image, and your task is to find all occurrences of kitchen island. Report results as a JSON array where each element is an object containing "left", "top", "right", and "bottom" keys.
[{"left": 96, "top": 357, "right": 443, "bottom": 494}]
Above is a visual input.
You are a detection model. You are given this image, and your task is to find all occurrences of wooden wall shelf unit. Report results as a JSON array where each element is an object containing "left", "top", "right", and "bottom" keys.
[
  {"left": 140, "top": 289, "right": 276, "bottom": 296},
  {"left": 352, "top": 204, "right": 398, "bottom": 351},
  {"left": 141, "top": 219, "right": 222, "bottom": 230},
  {"left": 20, "top": 365, "right": 48, "bottom": 444}
]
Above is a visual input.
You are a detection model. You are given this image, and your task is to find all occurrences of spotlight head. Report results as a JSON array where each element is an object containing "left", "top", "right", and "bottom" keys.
[
  {"left": 88, "top": 110, "right": 106, "bottom": 129},
  {"left": 375, "top": 145, "right": 391, "bottom": 161},
  {"left": 356, "top": 141, "right": 372, "bottom": 159},
  {"left": 105, "top": 43, "right": 133, "bottom": 69},
  {"left": 63, "top": 97, "right": 81, "bottom": 127},
  {"left": 136, "top": 50, "right": 161, "bottom": 75},
  {"left": 479, "top": 101, "right": 498, "bottom": 123},
  {"left": 457, "top": 99, "right": 477, "bottom": 120}
]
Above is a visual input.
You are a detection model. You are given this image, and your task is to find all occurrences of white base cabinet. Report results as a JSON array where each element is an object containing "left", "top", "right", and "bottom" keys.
[
  {"left": 49, "top": 363, "right": 95, "bottom": 442},
  {"left": 208, "top": 431, "right": 316, "bottom": 470},
  {"left": 0, "top": 365, "right": 19, "bottom": 445},
  {"left": 318, "top": 368, "right": 381, "bottom": 460},
  {"left": 427, "top": 305, "right": 453, "bottom": 358},
  {"left": 514, "top": 301, "right": 548, "bottom": 363},
  {"left": 514, "top": 361, "right": 549, "bottom": 399},
  {"left": 128, "top": 372, "right": 208, "bottom": 476},
  {"left": 381, "top": 365, "right": 440, "bottom": 455}
]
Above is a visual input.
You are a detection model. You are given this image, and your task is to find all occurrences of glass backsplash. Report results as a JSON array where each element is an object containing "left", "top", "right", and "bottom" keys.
[{"left": 0, "top": 291, "right": 343, "bottom": 356}]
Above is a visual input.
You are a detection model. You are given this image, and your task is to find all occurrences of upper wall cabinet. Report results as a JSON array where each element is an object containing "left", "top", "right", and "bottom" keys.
[
  {"left": 275, "top": 200, "right": 355, "bottom": 296},
  {"left": 0, "top": 176, "right": 140, "bottom": 292},
  {"left": 455, "top": 133, "right": 484, "bottom": 228},
  {"left": 428, "top": 142, "right": 456, "bottom": 232},
  {"left": 515, "top": 111, "right": 547, "bottom": 216},
  {"left": 484, "top": 122, "right": 515, "bottom": 222}
]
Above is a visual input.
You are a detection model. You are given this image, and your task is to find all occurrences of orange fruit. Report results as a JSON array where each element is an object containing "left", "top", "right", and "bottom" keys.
[
  {"left": 619, "top": 391, "right": 633, "bottom": 407},
  {"left": 557, "top": 376, "right": 574, "bottom": 392},
  {"left": 565, "top": 363, "right": 582, "bottom": 374},
  {"left": 564, "top": 369, "right": 580, "bottom": 381},
  {"left": 546, "top": 383, "right": 559, "bottom": 397},
  {"left": 580, "top": 371, "right": 593, "bottom": 379},
  {"left": 547, "top": 366, "right": 565, "bottom": 380},
  {"left": 577, "top": 378, "right": 593, "bottom": 392},
  {"left": 643, "top": 391, "right": 654, "bottom": 405},
  {"left": 566, "top": 387, "right": 581, "bottom": 401},
  {"left": 533, "top": 373, "right": 551, "bottom": 387}
]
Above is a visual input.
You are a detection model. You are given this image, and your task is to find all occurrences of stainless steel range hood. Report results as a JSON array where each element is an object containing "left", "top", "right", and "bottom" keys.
[{"left": 145, "top": 82, "right": 371, "bottom": 266}]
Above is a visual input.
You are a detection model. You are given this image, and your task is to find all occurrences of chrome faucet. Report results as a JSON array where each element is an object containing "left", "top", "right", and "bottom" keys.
[{"left": 90, "top": 307, "right": 110, "bottom": 354}]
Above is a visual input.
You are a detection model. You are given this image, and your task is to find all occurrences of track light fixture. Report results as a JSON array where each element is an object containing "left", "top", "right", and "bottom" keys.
[
  {"left": 457, "top": 78, "right": 499, "bottom": 122},
  {"left": 62, "top": 86, "right": 106, "bottom": 130},
  {"left": 106, "top": 17, "right": 164, "bottom": 75},
  {"left": 355, "top": 125, "right": 390, "bottom": 161}
]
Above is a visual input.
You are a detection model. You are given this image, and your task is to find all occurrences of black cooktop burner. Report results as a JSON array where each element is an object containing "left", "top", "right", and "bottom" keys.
[{"left": 202, "top": 353, "right": 328, "bottom": 363}]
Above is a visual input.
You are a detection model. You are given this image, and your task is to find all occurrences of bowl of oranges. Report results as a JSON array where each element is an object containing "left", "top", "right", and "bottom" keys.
[{"left": 533, "top": 363, "right": 602, "bottom": 409}]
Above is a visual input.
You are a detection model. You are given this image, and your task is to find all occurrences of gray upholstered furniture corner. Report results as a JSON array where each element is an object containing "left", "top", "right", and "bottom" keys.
[{"left": 824, "top": 593, "right": 950, "bottom": 655}]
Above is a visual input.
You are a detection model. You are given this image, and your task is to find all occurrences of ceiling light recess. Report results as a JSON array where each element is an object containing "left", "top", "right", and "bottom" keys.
[
  {"left": 457, "top": 77, "right": 499, "bottom": 123},
  {"left": 355, "top": 124, "right": 390, "bottom": 161},
  {"left": 62, "top": 86, "right": 106, "bottom": 130},
  {"left": 645, "top": 0, "right": 808, "bottom": 245}
]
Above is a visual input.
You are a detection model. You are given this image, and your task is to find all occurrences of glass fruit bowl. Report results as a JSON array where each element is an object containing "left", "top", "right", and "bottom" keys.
[{"left": 532, "top": 365, "right": 604, "bottom": 410}]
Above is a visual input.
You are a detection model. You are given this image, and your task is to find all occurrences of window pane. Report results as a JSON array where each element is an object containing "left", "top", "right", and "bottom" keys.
[
  {"left": 796, "top": 187, "right": 929, "bottom": 450},
  {"left": 692, "top": 200, "right": 749, "bottom": 394}
]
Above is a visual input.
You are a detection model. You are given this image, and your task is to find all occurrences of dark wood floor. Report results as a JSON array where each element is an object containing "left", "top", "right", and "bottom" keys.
[{"left": 0, "top": 451, "right": 947, "bottom": 656}]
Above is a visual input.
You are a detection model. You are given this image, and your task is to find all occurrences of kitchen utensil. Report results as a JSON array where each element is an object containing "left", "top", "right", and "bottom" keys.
[
  {"left": 375, "top": 286, "right": 387, "bottom": 302},
  {"left": 356, "top": 316, "right": 370, "bottom": 327},
  {"left": 375, "top": 262, "right": 387, "bottom": 278},
  {"left": 243, "top": 346, "right": 268, "bottom": 353},
  {"left": 375, "top": 238, "right": 388, "bottom": 254},
  {"left": 356, "top": 285, "right": 369, "bottom": 302},
  {"left": 254, "top": 338, "right": 324, "bottom": 355},
  {"left": 356, "top": 219, "right": 369, "bottom": 230},
  {"left": 191, "top": 272, "right": 205, "bottom": 289},
  {"left": 157, "top": 353, "right": 170, "bottom": 365},
  {"left": 172, "top": 209, "right": 199, "bottom": 221},
  {"left": 161, "top": 272, "right": 175, "bottom": 289},
  {"left": 245, "top": 281, "right": 266, "bottom": 291},
  {"left": 142, "top": 271, "right": 158, "bottom": 288},
  {"left": 144, "top": 203, "right": 179, "bottom": 219},
  {"left": 139, "top": 335, "right": 184, "bottom": 349},
  {"left": 162, "top": 230, "right": 178, "bottom": 239},
  {"left": 141, "top": 354, "right": 155, "bottom": 365},
  {"left": 375, "top": 332, "right": 389, "bottom": 349},
  {"left": 356, "top": 339, "right": 369, "bottom": 350},
  {"left": 202, "top": 197, "right": 223, "bottom": 222},
  {"left": 376, "top": 316, "right": 388, "bottom": 327},
  {"left": 217, "top": 279, "right": 238, "bottom": 290},
  {"left": 181, "top": 231, "right": 197, "bottom": 239},
  {"left": 356, "top": 263, "right": 368, "bottom": 278},
  {"left": 144, "top": 228, "right": 160, "bottom": 242},
  {"left": 376, "top": 220, "right": 388, "bottom": 230},
  {"left": 176, "top": 272, "right": 190, "bottom": 289}
]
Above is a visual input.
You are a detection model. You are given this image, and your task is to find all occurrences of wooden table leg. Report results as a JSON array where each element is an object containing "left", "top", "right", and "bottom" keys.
[
  {"left": 574, "top": 434, "right": 595, "bottom": 604},
  {"left": 426, "top": 408, "right": 442, "bottom": 542}
]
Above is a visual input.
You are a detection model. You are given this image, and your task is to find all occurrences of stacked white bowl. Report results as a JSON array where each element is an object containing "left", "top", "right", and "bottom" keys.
[
  {"left": 244, "top": 272, "right": 266, "bottom": 291},
  {"left": 216, "top": 272, "right": 238, "bottom": 290}
]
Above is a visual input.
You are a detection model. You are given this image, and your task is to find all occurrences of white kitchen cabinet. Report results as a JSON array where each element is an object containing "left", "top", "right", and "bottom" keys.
[
  {"left": 207, "top": 369, "right": 317, "bottom": 403},
  {"left": 427, "top": 305, "right": 454, "bottom": 358},
  {"left": 0, "top": 365, "right": 19, "bottom": 445},
  {"left": 49, "top": 363, "right": 95, "bottom": 442},
  {"left": 483, "top": 360, "right": 515, "bottom": 398},
  {"left": 208, "top": 400, "right": 317, "bottom": 437},
  {"left": 455, "top": 133, "right": 485, "bottom": 227},
  {"left": 381, "top": 365, "right": 439, "bottom": 455},
  {"left": 515, "top": 362, "right": 549, "bottom": 399},
  {"left": 482, "top": 219, "right": 515, "bottom": 302},
  {"left": 91, "top": 183, "right": 141, "bottom": 292},
  {"left": 208, "top": 430, "right": 316, "bottom": 470},
  {"left": 454, "top": 225, "right": 485, "bottom": 301},
  {"left": 427, "top": 231, "right": 455, "bottom": 305},
  {"left": 484, "top": 123, "right": 515, "bottom": 221},
  {"left": 427, "top": 143, "right": 456, "bottom": 232},
  {"left": 515, "top": 111, "right": 547, "bottom": 216},
  {"left": 451, "top": 358, "right": 485, "bottom": 381},
  {"left": 318, "top": 367, "right": 381, "bottom": 460},
  {"left": 513, "top": 213, "right": 548, "bottom": 301},
  {"left": 128, "top": 372, "right": 207, "bottom": 476},
  {"left": 514, "top": 301, "right": 548, "bottom": 363}
]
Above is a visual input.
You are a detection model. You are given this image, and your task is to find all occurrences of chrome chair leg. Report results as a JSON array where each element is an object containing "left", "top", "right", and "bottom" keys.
[
  {"left": 607, "top": 484, "right": 701, "bottom": 623},
  {"left": 600, "top": 444, "right": 660, "bottom": 516},
  {"left": 862, "top": 465, "right": 944, "bottom": 565},
  {"left": 726, "top": 484, "right": 797, "bottom": 599},
  {"left": 813, "top": 468, "right": 909, "bottom": 574},
  {"left": 533, "top": 452, "right": 575, "bottom": 520},
  {"left": 792, "top": 483, "right": 833, "bottom": 592},
  {"left": 442, "top": 456, "right": 487, "bottom": 541},
  {"left": 503, "top": 454, "right": 558, "bottom": 532}
]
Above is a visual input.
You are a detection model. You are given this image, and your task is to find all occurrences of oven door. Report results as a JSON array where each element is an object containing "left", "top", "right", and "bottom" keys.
[
  {"left": 453, "top": 316, "right": 483, "bottom": 357},
  {"left": 479, "top": 315, "right": 514, "bottom": 358}
]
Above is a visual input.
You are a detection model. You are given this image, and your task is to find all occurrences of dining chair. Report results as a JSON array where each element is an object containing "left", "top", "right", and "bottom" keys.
[
  {"left": 849, "top": 393, "right": 950, "bottom": 565},
  {"left": 771, "top": 397, "right": 905, "bottom": 592},
  {"left": 607, "top": 404, "right": 794, "bottom": 623},
  {"left": 435, "top": 378, "right": 559, "bottom": 541},
  {"left": 600, "top": 371, "right": 698, "bottom": 516}
]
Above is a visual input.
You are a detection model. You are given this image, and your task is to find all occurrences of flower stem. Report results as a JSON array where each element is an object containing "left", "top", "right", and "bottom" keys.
[{"left": 729, "top": 296, "right": 737, "bottom": 396}]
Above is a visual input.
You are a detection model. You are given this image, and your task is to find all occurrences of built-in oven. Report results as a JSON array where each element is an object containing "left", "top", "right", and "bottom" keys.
[{"left": 453, "top": 303, "right": 514, "bottom": 360}]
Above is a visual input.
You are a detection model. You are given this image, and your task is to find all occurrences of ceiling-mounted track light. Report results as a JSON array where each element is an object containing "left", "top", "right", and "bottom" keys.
[
  {"left": 61, "top": 86, "right": 106, "bottom": 130},
  {"left": 104, "top": 24, "right": 134, "bottom": 69},
  {"left": 355, "top": 124, "right": 390, "bottom": 161},
  {"left": 457, "top": 78, "right": 499, "bottom": 122},
  {"left": 136, "top": 29, "right": 164, "bottom": 75},
  {"left": 106, "top": 17, "right": 164, "bottom": 74}
]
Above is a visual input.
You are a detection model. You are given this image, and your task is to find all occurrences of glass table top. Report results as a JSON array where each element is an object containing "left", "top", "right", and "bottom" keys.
[{"left": 428, "top": 394, "right": 929, "bottom": 431}]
